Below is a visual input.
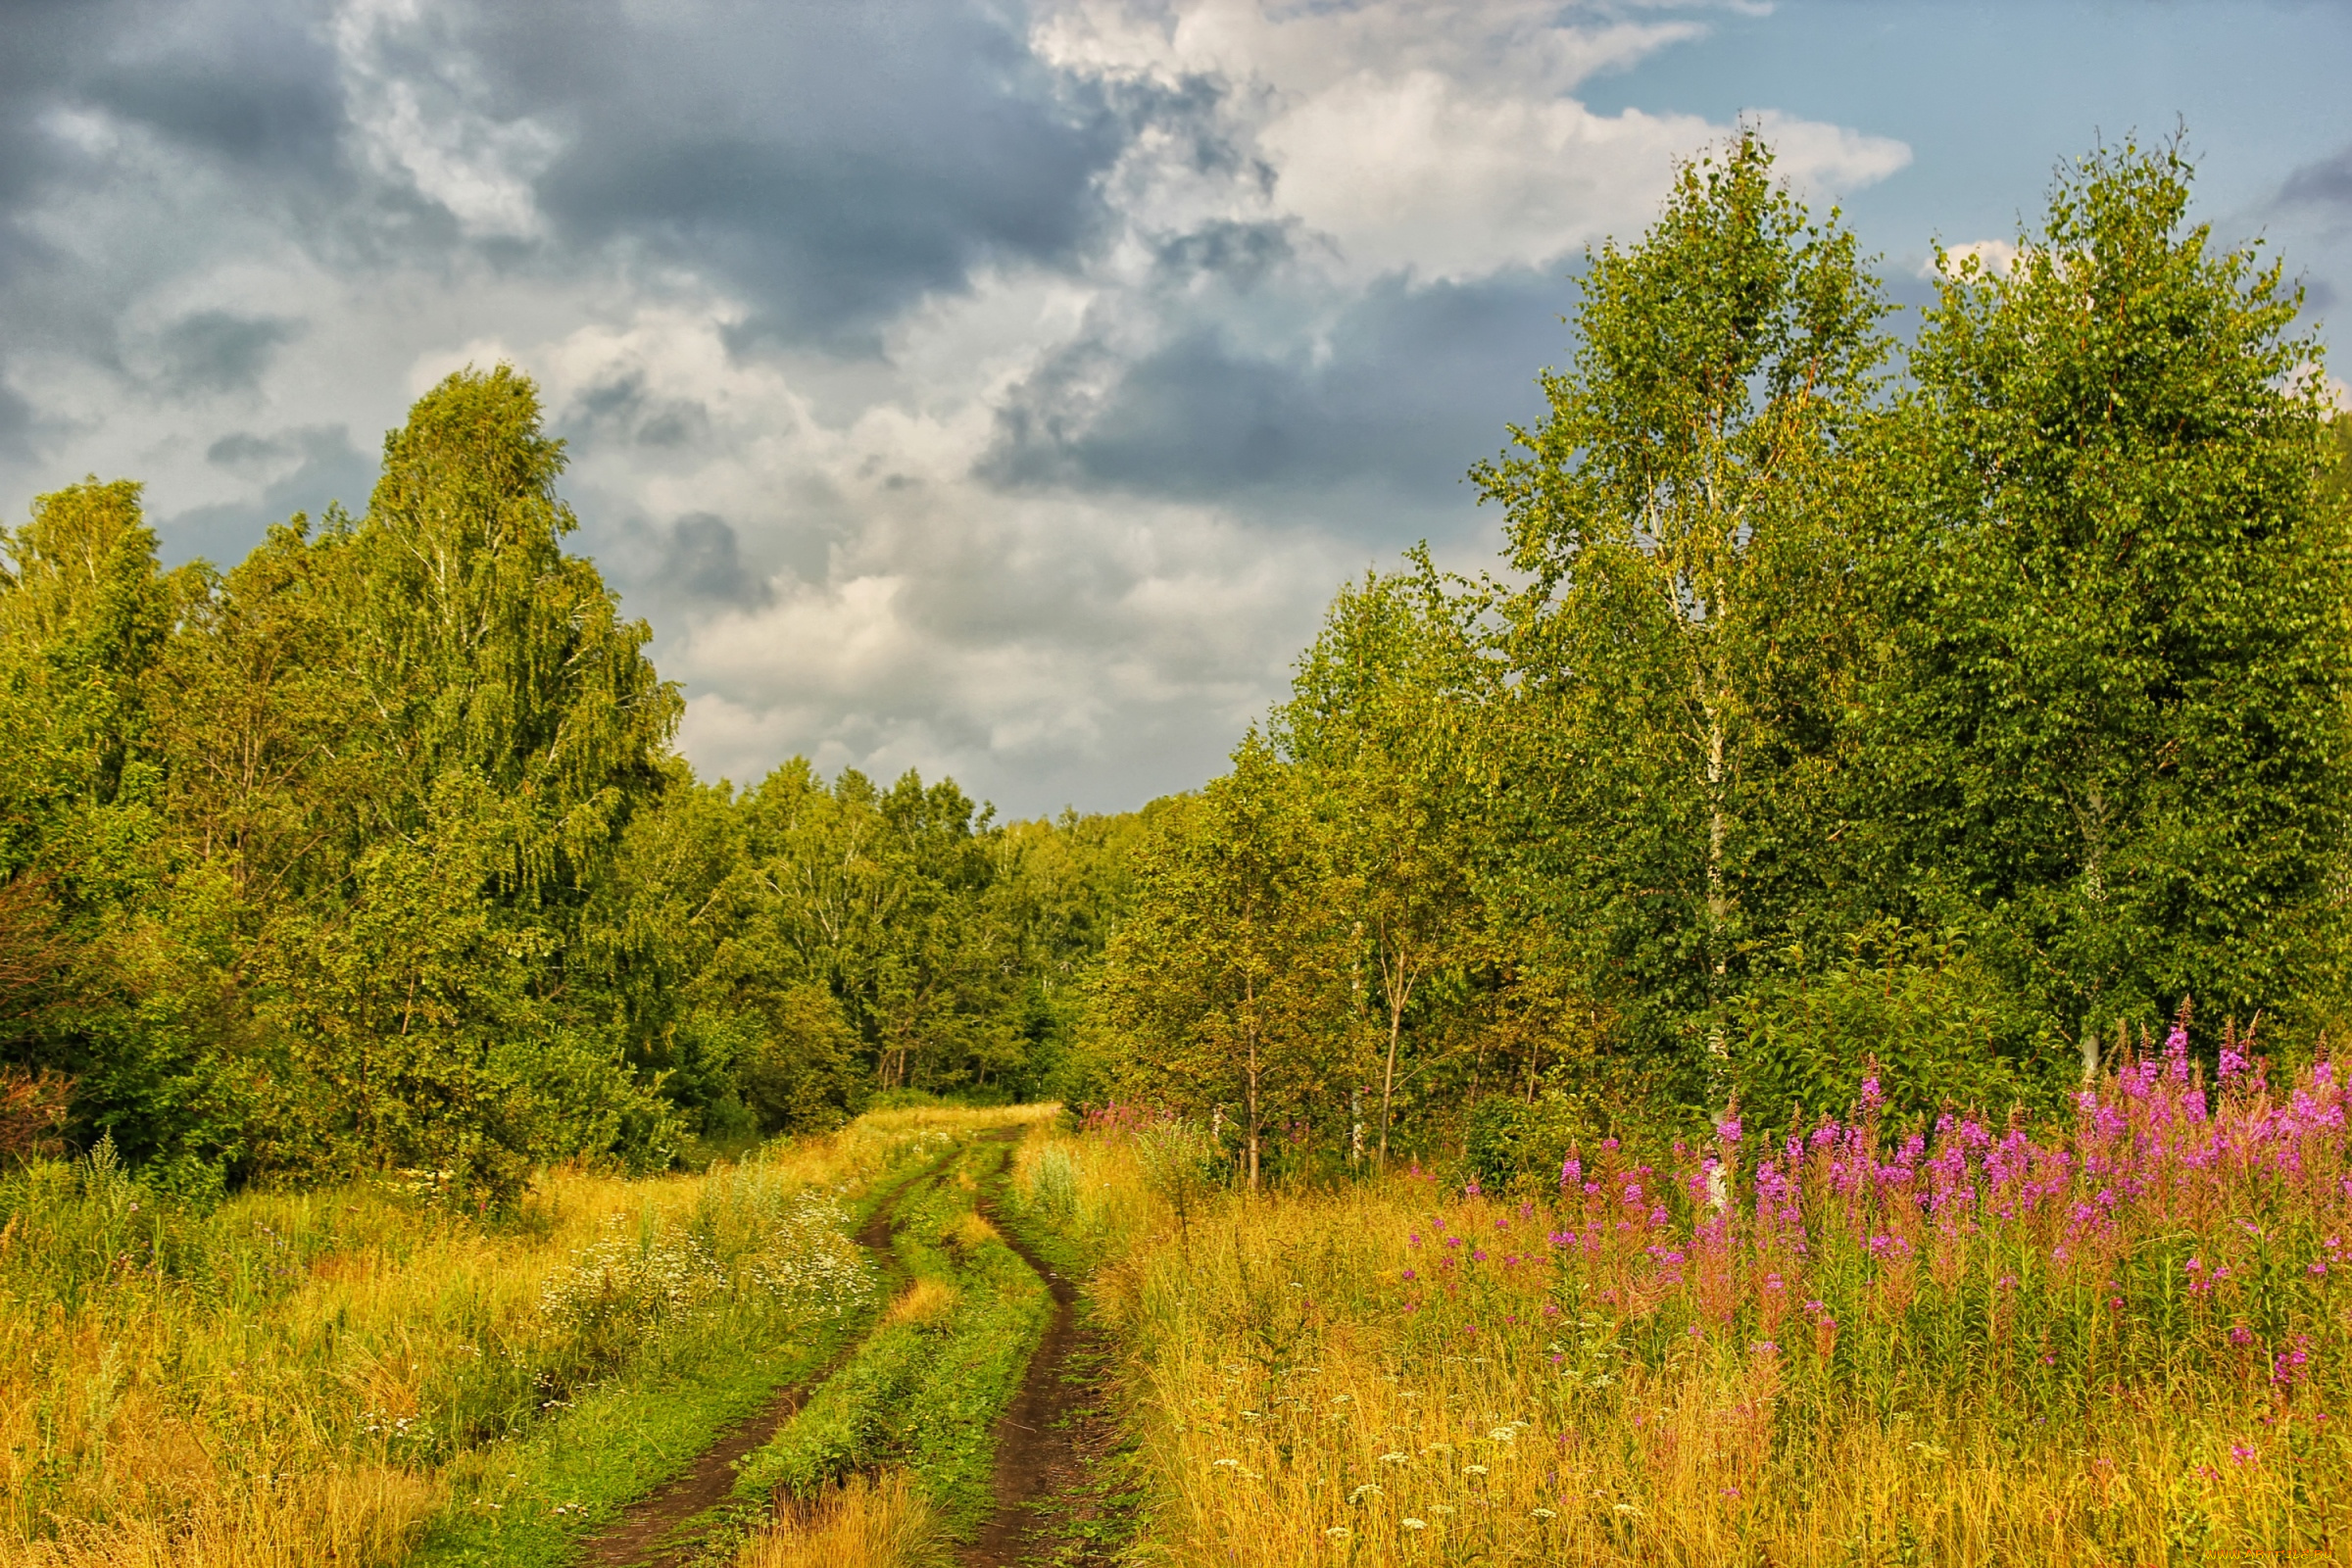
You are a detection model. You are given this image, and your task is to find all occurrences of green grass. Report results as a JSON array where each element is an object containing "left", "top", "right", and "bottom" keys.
[
  {"left": 398, "top": 1313, "right": 864, "bottom": 1567},
  {"left": 402, "top": 1145, "right": 952, "bottom": 1567},
  {"left": 699, "top": 1139, "right": 1054, "bottom": 1556}
]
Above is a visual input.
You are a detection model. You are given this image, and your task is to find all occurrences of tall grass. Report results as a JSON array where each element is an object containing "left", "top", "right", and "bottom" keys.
[
  {"left": 0, "top": 1105, "right": 1024, "bottom": 1566},
  {"left": 730, "top": 1470, "right": 947, "bottom": 1568},
  {"left": 1086, "top": 1038, "right": 2352, "bottom": 1564}
]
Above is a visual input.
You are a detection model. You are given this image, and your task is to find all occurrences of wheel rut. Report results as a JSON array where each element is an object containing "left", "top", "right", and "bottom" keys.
[
  {"left": 964, "top": 1173, "right": 1123, "bottom": 1568},
  {"left": 581, "top": 1172, "right": 918, "bottom": 1568}
]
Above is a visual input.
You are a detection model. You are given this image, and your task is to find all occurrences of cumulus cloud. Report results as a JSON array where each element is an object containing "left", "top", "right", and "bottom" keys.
[
  {"left": 0, "top": 0, "right": 1917, "bottom": 811},
  {"left": 335, "top": 0, "right": 564, "bottom": 240},
  {"left": 1930, "top": 238, "right": 2021, "bottom": 277}
]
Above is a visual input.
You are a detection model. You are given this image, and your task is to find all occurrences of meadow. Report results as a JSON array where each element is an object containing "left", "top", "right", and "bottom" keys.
[
  {"left": 1034, "top": 1034, "right": 2352, "bottom": 1567},
  {"left": 0, "top": 1105, "right": 1043, "bottom": 1567},
  {"left": 5, "top": 1042, "right": 2349, "bottom": 1568}
]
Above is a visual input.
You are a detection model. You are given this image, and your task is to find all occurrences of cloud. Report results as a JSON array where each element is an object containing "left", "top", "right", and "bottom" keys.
[
  {"left": 2280, "top": 144, "right": 2352, "bottom": 216},
  {"left": 1036, "top": 0, "right": 1908, "bottom": 285},
  {"left": 166, "top": 422, "right": 375, "bottom": 563},
  {"left": 0, "top": 0, "right": 1921, "bottom": 811},
  {"left": 84, "top": 9, "right": 345, "bottom": 177},
  {"left": 470, "top": 0, "right": 1124, "bottom": 345},
  {"left": 152, "top": 309, "right": 306, "bottom": 395},
  {"left": 334, "top": 0, "right": 564, "bottom": 240},
  {"left": 1929, "top": 238, "right": 2020, "bottom": 278},
  {"left": 983, "top": 267, "right": 1562, "bottom": 524},
  {"left": 0, "top": 381, "right": 32, "bottom": 459},
  {"left": 661, "top": 513, "right": 774, "bottom": 611}
]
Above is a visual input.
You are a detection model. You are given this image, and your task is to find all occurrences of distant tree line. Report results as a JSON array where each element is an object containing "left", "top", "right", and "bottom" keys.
[
  {"left": 1094, "top": 134, "right": 2352, "bottom": 1184},
  {"left": 0, "top": 367, "right": 1145, "bottom": 1198}
]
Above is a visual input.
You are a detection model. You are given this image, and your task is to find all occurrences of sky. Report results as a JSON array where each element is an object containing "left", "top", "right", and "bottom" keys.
[{"left": 2, "top": 0, "right": 2347, "bottom": 818}]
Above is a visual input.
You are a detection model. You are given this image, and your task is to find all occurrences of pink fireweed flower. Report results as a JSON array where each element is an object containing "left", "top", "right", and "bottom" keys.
[
  {"left": 1860, "top": 1076, "right": 1885, "bottom": 1113},
  {"left": 1560, "top": 1155, "right": 1581, "bottom": 1189}
]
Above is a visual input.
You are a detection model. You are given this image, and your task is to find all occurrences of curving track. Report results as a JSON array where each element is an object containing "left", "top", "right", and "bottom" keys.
[{"left": 575, "top": 1129, "right": 1122, "bottom": 1568}]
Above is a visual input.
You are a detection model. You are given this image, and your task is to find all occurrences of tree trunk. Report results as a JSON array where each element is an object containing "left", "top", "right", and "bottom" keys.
[
  {"left": 1379, "top": 1000, "right": 1402, "bottom": 1168},
  {"left": 1245, "top": 972, "right": 1262, "bottom": 1194},
  {"left": 1704, "top": 704, "right": 1730, "bottom": 1099}
]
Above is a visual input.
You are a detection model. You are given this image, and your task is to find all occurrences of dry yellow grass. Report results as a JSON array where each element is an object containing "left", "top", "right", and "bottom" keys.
[
  {"left": 1038, "top": 1131, "right": 2350, "bottom": 1567},
  {"left": 950, "top": 1210, "right": 1001, "bottom": 1251},
  {"left": 731, "top": 1468, "right": 946, "bottom": 1568},
  {"left": 0, "top": 1163, "right": 672, "bottom": 1567},
  {"left": 881, "top": 1276, "right": 961, "bottom": 1329},
  {"left": 0, "top": 1105, "right": 1052, "bottom": 1567}
]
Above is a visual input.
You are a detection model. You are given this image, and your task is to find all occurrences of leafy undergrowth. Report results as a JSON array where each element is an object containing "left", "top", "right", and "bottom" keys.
[
  {"left": 1057, "top": 1051, "right": 2352, "bottom": 1565},
  {"left": 0, "top": 1106, "right": 1029, "bottom": 1567}
]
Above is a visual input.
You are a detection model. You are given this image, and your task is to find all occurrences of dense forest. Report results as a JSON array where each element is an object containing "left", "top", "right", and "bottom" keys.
[
  {"left": 5, "top": 135, "right": 2351, "bottom": 1200},
  {"left": 0, "top": 368, "right": 1150, "bottom": 1198},
  {"left": 1094, "top": 136, "right": 2352, "bottom": 1185}
]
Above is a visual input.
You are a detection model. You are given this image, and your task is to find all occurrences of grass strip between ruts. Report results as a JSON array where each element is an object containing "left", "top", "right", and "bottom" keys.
[{"left": 683, "top": 1139, "right": 1054, "bottom": 1563}]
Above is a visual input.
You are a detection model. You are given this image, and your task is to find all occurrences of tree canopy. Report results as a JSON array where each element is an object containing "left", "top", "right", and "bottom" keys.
[{"left": 5, "top": 133, "right": 2346, "bottom": 1197}]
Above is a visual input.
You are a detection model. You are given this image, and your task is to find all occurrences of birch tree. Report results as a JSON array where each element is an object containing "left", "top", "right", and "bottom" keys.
[
  {"left": 1879, "top": 138, "right": 2352, "bottom": 1054},
  {"left": 1096, "top": 736, "right": 1349, "bottom": 1191},
  {"left": 1473, "top": 130, "right": 1889, "bottom": 1105}
]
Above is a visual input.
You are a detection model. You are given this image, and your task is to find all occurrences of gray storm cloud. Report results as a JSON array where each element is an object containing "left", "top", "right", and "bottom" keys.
[{"left": 0, "top": 0, "right": 1914, "bottom": 813}]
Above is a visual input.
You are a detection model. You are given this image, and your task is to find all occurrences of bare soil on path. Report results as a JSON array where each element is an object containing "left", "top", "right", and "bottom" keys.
[
  {"left": 963, "top": 1190, "right": 1134, "bottom": 1568},
  {"left": 581, "top": 1190, "right": 908, "bottom": 1568}
]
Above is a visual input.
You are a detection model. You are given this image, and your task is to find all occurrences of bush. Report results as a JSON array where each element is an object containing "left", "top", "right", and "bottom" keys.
[
  {"left": 1461, "top": 1090, "right": 1606, "bottom": 1192},
  {"left": 1735, "top": 921, "right": 2061, "bottom": 1132}
]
